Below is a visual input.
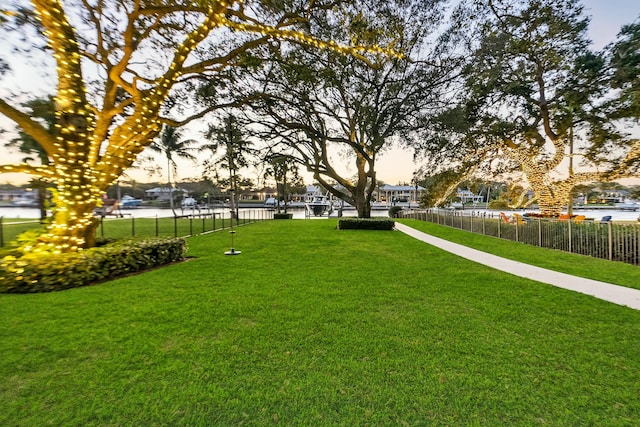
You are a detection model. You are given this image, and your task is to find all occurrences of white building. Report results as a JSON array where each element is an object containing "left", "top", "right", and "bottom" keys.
[
  {"left": 456, "top": 188, "right": 484, "bottom": 204},
  {"left": 377, "top": 185, "right": 425, "bottom": 206}
]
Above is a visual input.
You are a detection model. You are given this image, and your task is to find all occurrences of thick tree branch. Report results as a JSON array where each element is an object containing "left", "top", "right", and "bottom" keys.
[{"left": 0, "top": 97, "right": 57, "bottom": 157}]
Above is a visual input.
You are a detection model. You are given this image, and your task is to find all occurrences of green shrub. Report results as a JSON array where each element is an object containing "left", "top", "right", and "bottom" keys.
[
  {"left": 337, "top": 218, "right": 395, "bottom": 230},
  {"left": 388, "top": 206, "right": 404, "bottom": 218},
  {"left": 0, "top": 238, "right": 187, "bottom": 293},
  {"left": 273, "top": 213, "right": 293, "bottom": 219}
]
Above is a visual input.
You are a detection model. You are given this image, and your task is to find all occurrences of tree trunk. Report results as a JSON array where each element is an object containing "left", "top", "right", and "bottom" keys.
[
  {"left": 354, "top": 191, "right": 372, "bottom": 218},
  {"left": 533, "top": 185, "right": 565, "bottom": 217},
  {"left": 167, "top": 158, "right": 177, "bottom": 214},
  {"left": 32, "top": 179, "right": 48, "bottom": 223},
  {"left": 282, "top": 176, "right": 288, "bottom": 213},
  {"left": 537, "top": 200, "right": 563, "bottom": 217},
  {"left": 42, "top": 173, "right": 104, "bottom": 251},
  {"left": 353, "top": 152, "right": 373, "bottom": 218},
  {"left": 276, "top": 182, "right": 281, "bottom": 214}
]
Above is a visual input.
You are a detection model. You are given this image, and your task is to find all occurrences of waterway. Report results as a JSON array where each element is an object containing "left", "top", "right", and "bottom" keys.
[
  {"left": 1, "top": 205, "right": 638, "bottom": 222},
  {"left": 0, "top": 205, "right": 390, "bottom": 221},
  {"left": 453, "top": 207, "right": 640, "bottom": 222}
]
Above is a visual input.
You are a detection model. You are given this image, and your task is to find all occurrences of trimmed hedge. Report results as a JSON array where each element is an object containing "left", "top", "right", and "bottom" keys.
[
  {"left": 273, "top": 213, "right": 294, "bottom": 219},
  {"left": 0, "top": 238, "right": 187, "bottom": 293},
  {"left": 388, "top": 206, "right": 404, "bottom": 218},
  {"left": 337, "top": 218, "right": 395, "bottom": 230}
]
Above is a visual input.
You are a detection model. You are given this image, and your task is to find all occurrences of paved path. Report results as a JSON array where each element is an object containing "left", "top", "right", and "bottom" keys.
[{"left": 394, "top": 222, "right": 640, "bottom": 311}]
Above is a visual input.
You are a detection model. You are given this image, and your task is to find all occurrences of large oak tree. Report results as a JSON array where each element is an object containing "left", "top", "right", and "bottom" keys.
[
  {"left": 421, "top": 0, "right": 640, "bottom": 216},
  {"left": 247, "top": 0, "right": 453, "bottom": 217},
  {"left": 0, "top": 0, "right": 398, "bottom": 253}
]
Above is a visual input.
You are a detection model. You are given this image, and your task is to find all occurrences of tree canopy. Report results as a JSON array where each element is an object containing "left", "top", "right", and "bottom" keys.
[
  {"left": 246, "top": 0, "right": 453, "bottom": 217},
  {"left": 418, "top": 0, "right": 640, "bottom": 215},
  {"left": 0, "top": 0, "right": 401, "bottom": 252}
]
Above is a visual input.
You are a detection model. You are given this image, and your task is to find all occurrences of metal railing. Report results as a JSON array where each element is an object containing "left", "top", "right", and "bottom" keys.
[{"left": 399, "top": 209, "right": 640, "bottom": 266}]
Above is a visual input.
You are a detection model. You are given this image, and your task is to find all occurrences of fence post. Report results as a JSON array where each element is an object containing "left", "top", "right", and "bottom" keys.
[
  {"left": 568, "top": 219, "right": 572, "bottom": 253},
  {"left": 189, "top": 215, "right": 193, "bottom": 236},
  {"left": 0, "top": 216, "right": 3, "bottom": 247},
  {"left": 155, "top": 215, "right": 159, "bottom": 237},
  {"left": 174, "top": 216, "right": 178, "bottom": 238},
  {"left": 131, "top": 216, "right": 135, "bottom": 237},
  {"left": 498, "top": 216, "right": 501, "bottom": 238},
  {"left": 538, "top": 219, "right": 542, "bottom": 247},
  {"left": 608, "top": 222, "right": 613, "bottom": 261}
]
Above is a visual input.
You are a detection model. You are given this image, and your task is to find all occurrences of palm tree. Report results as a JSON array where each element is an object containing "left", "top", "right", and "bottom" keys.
[
  {"left": 7, "top": 97, "right": 55, "bottom": 222},
  {"left": 264, "top": 153, "right": 301, "bottom": 213},
  {"left": 201, "top": 115, "right": 256, "bottom": 219},
  {"left": 148, "top": 125, "right": 199, "bottom": 211}
]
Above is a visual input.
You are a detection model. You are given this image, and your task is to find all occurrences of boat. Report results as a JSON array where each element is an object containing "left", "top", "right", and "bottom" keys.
[
  {"left": 305, "top": 193, "right": 332, "bottom": 217},
  {"left": 615, "top": 200, "right": 639, "bottom": 212},
  {"left": 264, "top": 197, "right": 279, "bottom": 208},
  {"left": 12, "top": 197, "right": 38, "bottom": 207},
  {"left": 120, "top": 195, "right": 143, "bottom": 208}
]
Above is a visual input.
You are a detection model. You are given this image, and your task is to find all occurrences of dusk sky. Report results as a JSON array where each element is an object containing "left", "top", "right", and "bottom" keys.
[{"left": 1, "top": 1, "right": 639, "bottom": 186}]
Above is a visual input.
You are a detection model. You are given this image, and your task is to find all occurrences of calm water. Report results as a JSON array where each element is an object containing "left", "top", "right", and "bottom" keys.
[
  {"left": 0, "top": 206, "right": 390, "bottom": 221},
  {"left": 1, "top": 205, "right": 638, "bottom": 222},
  {"left": 456, "top": 208, "right": 640, "bottom": 222}
]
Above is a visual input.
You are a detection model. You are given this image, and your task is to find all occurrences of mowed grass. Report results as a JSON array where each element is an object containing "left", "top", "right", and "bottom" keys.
[
  {"left": 399, "top": 218, "right": 640, "bottom": 290},
  {"left": 0, "top": 218, "right": 43, "bottom": 247},
  {"left": 1, "top": 220, "right": 639, "bottom": 426}
]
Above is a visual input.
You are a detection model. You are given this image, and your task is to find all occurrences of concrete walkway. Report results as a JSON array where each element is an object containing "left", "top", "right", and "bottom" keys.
[{"left": 394, "top": 222, "right": 640, "bottom": 311}]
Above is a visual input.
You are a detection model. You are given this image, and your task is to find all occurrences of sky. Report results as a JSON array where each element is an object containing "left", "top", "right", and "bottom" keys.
[{"left": 1, "top": 0, "right": 639, "bottom": 187}]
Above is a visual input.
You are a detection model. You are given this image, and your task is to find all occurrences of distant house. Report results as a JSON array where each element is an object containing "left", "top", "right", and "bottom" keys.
[
  {"left": 456, "top": 188, "right": 484, "bottom": 204},
  {"left": 144, "top": 187, "right": 188, "bottom": 201},
  {"left": 599, "top": 189, "right": 629, "bottom": 204},
  {"left": 0, "top": 189, "right": 39, "bottom": 206},
  {"left": 377, "top": 185, "right": 425, "bottom": 206},
  {"left": 249, "top": 187, "right": 278, "bottom": 201},
  {"left": 0, "top": 189, "right": 27, "bottom": 203}
]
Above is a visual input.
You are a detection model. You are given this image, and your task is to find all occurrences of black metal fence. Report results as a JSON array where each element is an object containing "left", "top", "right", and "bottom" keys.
[
  {"left": 399, "top": 209, "right": 640, "bottom": 266},
  {"left": 1, "top": 209, "right": 273, "bottom": 248}
]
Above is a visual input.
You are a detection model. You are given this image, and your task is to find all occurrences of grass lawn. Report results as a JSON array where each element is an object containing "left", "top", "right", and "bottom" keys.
[
  {"left": 0, "top": 218, "right": 43, "bottom": 248},
  {"left": 398, "top": 219, "right": 640, "bottom": 290},
  {"left": 1, "top": 219, "right": 639, "bottom": 425}
]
